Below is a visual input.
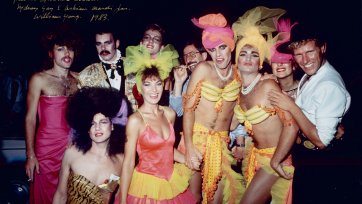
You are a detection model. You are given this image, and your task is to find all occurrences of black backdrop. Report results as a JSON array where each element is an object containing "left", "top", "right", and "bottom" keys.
[
  {"left": 1, "top": 0, "right": 362, "bottom": 156},
  {"left": 0, "top": 0, "right": 361, "bottom": 202},
  {"left": 1, "top": 0, "right": 361, "bottom": 81}
]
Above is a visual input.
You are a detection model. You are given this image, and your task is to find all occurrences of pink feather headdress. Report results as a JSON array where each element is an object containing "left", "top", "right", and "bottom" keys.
[
  {"left": 192, "top": 13, "right": 235, "bottom": 51},
  {"left": 271, "top": 18, "right": 298, "bottom": 63}
]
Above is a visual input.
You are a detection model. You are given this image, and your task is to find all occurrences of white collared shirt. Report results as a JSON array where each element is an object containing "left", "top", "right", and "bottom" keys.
[
  {"left": 105, "top": 68, "right": 122, "bottom": 91},
  {"left": 99, "top": 49, "right": 122, "bottom": 90},
  {"left": 296, "top": 61, "right": 351, "bottom": 146}
]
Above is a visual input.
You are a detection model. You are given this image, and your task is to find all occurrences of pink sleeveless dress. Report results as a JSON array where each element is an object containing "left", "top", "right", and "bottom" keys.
[{"left": 30, "top": 96, "right": 71, "bottom": 204}]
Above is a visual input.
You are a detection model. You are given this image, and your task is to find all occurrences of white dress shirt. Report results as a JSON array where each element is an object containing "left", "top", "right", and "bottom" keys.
[{"left": 296, "top": 61, "right": 351, "bottom": 146}]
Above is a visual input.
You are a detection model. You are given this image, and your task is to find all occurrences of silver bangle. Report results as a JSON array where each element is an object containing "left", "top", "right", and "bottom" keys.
[{"left": 27, "top": 155, "right": 35, "bottom": 160}]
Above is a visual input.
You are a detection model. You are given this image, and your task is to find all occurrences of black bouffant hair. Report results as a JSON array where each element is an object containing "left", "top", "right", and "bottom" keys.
[{"left": 66, "top": 87, "right": 125, "bottom": 156}]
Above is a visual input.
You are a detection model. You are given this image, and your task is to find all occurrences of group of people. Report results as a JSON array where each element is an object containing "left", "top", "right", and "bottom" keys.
[{"left": 24, "top": 5, "right": 351, "bottom": 204}]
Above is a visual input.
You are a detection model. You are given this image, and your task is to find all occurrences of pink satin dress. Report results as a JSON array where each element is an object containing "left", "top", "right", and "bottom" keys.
[
  {"left": 30, "top": 96, "right": 71, "bottom": 204},
  {"left": 126, "top": 111, "right": 196, "bottom": 204}
]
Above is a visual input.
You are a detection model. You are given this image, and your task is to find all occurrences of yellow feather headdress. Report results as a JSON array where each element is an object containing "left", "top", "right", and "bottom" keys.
[
  {"left": 232, "top": 6, "right": 286, "bottom": 66},
  {"left": 124, "top": 44, "right": 179, "bottom": 92}
]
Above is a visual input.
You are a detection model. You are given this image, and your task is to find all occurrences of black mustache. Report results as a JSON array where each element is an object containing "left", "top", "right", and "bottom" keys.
[{"left": 100, "top": 50, "right": 111, "bottom": 55}]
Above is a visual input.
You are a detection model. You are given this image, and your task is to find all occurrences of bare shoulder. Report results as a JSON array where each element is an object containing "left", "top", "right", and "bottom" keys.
[
  {"left": 115, "top": 153, "right": 125, "bottom": 164},
  {"left": 64, "top": 145, "right": 79, "bottom": 155},
  {"left": 30, "top": 71, "right": 46, "bottom": 81},
  {"left": 162, "top": 106, "right": 176, "bottom": 121},
  {"left": 63, "top": 145, "right": 81, "bottom": 163},
  {"left": 193, "top": 61, "right": 212, "bottom": 74},
  {"left": 28, "top": 71, "right": 48, "bottom": 87},
  {"left": 259, "top": 78, "right": 281, "bottom": 92},
  {"left": 191, "top": 61, "right": 212, "bottom": 80},
  {"left": 126, "top": 113, "right": 142, "bottom": 139},
  {"left": 127, "top": 112, "right": 142, "bottom": 127},
  {"left": 70, "top": 71, "right": 79, "bottom": 78},
  {"left": 162, "top": 106, "right": 174, "bottom": 114}
]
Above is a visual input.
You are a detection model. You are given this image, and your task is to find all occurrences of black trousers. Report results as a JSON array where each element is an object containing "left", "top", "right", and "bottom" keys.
[{"left": 292, "top": 144, "right": 362, "bottom": 204}]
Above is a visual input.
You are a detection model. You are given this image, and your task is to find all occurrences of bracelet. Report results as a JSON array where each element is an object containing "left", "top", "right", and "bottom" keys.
[
  {"left": 27, "top": 155, "right": 36, "bottom": 160},
  {"left": 235, "top": 143, "right": 245, "bottom": 148}
]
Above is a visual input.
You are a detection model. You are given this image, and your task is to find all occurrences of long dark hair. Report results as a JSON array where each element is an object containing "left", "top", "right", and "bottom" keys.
[{"left": 40, "top": 23, "right": 82, "bottom": 70}]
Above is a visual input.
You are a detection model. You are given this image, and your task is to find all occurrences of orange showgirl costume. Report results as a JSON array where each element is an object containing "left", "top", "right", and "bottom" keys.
[
  {"left": 234, "top": 104, "right": 294, "bottom": 204},
  {"left": 126, "top": 111, "right": 196, "bottom": 203},
  {"left": 232, "top": 6, "right": 295, "bottom": 204},
  {"left": 183, "top": 13, "right": 244, "bottom": 204},
  {"left": 124, "top": 45, "right": 196, "bottom": 204},
  {"left": 184, "top": 70, "right": 243, "bottom": 204}
]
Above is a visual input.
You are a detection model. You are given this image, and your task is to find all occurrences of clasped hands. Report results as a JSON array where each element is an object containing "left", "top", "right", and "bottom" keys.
[{"left": 185, "top": 146, "right": 203, "bottom": 171}]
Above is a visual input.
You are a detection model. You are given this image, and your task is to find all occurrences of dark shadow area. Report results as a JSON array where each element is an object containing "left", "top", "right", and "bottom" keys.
[{"left": 0, "top": 162, "right": 29, "bottom": 204}]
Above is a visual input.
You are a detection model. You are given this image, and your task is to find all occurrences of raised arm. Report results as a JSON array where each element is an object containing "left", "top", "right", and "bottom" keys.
[
  {"left": 25, "top": 73, "right": 42, "bottom": 181},
  {"left": 169, "top": 65, "right": 188, "bottom": 116}
]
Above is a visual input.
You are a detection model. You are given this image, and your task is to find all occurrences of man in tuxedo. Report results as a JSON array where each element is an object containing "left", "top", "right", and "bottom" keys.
[{"left": 78, "top": 26, "right": 129, "bottom": 125}]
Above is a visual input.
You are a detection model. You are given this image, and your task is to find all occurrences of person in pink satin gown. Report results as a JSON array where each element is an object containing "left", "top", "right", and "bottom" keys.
[{"left": 24, "top": 24, "right": 81, "bottom": 204}]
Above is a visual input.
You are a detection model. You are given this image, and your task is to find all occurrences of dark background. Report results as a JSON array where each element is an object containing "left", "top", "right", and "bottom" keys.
[
  {"left": 1, "top": 0, "right": 361, "bottom": 81},
  {"left": 1, "top": 0, "right": 361, "bottom": 145},
  {"left": 0, "top": 0, "right": 362, "bottom": 202}
]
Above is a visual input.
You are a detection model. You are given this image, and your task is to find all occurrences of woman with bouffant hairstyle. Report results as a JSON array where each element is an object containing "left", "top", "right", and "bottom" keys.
[{"left": 53, "top": 87, "right": 125, "bottom": 204}]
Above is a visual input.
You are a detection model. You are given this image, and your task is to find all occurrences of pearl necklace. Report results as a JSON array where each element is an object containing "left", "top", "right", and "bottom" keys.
[
  {"left": 241, "top": 73, "right": 261, "bottom": 95},
  {"left": 214, "top": 64, "right": 233, "bottom": 81}
]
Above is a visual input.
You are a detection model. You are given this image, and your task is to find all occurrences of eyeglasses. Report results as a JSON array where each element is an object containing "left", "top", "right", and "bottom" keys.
[
  {"left": 142, "top": 35, "right": 162, "bottom": 44},
  {"left": 183, "top": 51, "right": 201, "bottom": 59}
]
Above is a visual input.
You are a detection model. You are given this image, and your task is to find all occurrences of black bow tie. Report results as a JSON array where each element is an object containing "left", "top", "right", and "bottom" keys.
[{"left": 103, "top": 63, "right": 122, "bottom": 79}]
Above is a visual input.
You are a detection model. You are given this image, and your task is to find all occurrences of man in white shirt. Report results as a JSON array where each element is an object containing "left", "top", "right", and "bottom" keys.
[{"left": 269, "top": 22, "right": 351, "bottom": 204}]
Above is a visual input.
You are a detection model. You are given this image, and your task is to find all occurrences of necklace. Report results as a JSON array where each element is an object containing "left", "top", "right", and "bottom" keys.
[
  {"left": 214, "top": 64, "right": 233, "bottom": 81},
  {"left": 241, "top": 73, "right": 261, "bottom": 95},
  {"left": 284, "top": 81, "right": 299, "bottom": 92},
  {"left": 46, "top": 69, "right": 71, "bottom": 95}
]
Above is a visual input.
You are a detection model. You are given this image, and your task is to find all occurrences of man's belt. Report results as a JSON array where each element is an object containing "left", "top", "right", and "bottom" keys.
[{"left": 296, "top": 130, "right": 319, "bottom": 150}]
